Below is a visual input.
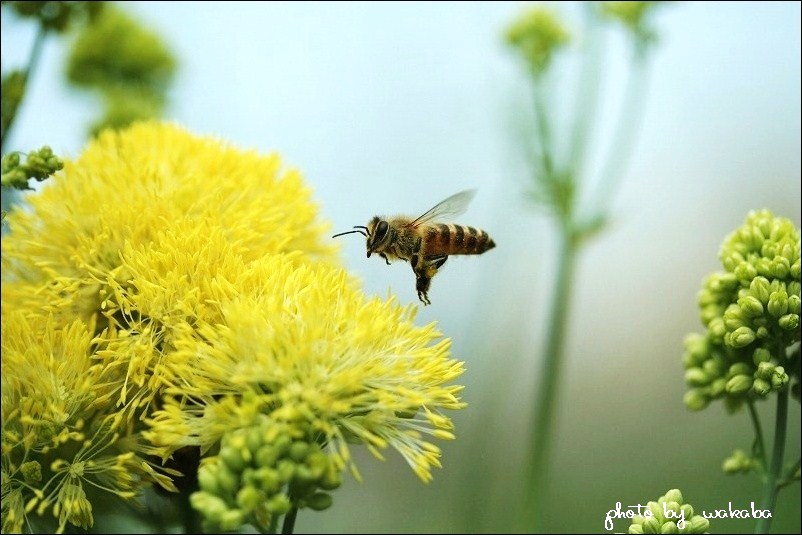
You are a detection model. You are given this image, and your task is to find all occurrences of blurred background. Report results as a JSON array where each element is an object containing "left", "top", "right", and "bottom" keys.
[{"left": 2, "top": 1, "right": 800, "bottom": 533}]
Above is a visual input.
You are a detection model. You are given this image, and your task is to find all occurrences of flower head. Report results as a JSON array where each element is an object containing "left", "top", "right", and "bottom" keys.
[
  {"left": 505, "top": 7, "right": 570, "bottom": 76},
  {"left": 1, "top": 312, "right": 176, "bottom": 534},
  {"left": 683, "top": 210, "right": 800, "bottom": 412},
  {"left": 145, "top": 256, "right": 465, "bottom": 529},
  {"left": 3, "top": 122, "right": 466, "bottom": 531}
]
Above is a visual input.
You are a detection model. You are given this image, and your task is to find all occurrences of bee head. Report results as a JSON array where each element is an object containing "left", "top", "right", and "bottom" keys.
[
  {"left": 366, "top": 217, "right": 391, "bottom": 258},
  {"left": 331, "top": 217, "right": 391, "bottom": 258}
]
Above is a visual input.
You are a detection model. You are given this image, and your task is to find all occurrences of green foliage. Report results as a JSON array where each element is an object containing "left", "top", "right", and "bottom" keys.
[
  {"left": 5, "top": 1, "right": 103, "bottom": 33},
  {"left": 65, "top": 4, "right": 176, "bottom": 136},
  {"left": 1, "top": 71, "right": 26, "bottom": 141}
]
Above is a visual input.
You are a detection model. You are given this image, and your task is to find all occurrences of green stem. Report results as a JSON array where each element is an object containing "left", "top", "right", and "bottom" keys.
[
  {"left": 1, "top": 21, "right": 48, "bottom": 152},
  {"left": 754, "top": 385, "right": 789, "bottom": 534},
  {"left": 568, "top": 2, "right": 604, "bottom": 178},
  {"left": 747, "top": 400, "right": 768, "bottom": 472},
  {"left": 281, "top": 506, "right": 299, "bottom": 535},
  {"left": 588, "top": 43, "right": 650, "bottom": 220},
  {"left": 532, "top": 78, "right": 556, "bottom": 180},
  {"left": 177, "top": 489, "right": 201, "bottom": 534},
  {"left": 777, "top": 458, "right": 800, "bottom": 490},
  {"left": 524, "top": 228, "right": 578, "bottom": 531}
]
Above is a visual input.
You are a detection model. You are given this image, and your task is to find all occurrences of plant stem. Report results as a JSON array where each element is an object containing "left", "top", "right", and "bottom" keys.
[
  {"left": 568, "top": 3, "right": 604, "bottom": 179},
  {"left": 525, "top": 227, "right": 578, "bottom": 530},
  {"left": 589, "top": 43, "right": 650, "bottom": 219},
  {"left": 177, "top": 489, "right": 201, "bottom": 534},
  {"left": 532, "top": 78, "right": 556, "bottom": 180},
  {"left": 747, "top": 400, "right": 768, "bottom": 471},
  {"left": 1, "top": 21, "right": 47, "bottom": 152},
  {"left": 754, "top": 385, "right": 789, "bottom": 534},
  {"left": 777, "top": 457, "right": 800, "bottom": 490},
  {"left": 281, "top": 506, "right": 299, "bottom": 535}
]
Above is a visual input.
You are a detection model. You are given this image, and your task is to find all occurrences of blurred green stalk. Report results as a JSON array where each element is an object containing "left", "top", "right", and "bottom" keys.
[
  {"left": 520, "top": 8, "right": 653, "bottom": 531},
  {"left": 755, "top": 345, "right": 790, "bottom": 534}
]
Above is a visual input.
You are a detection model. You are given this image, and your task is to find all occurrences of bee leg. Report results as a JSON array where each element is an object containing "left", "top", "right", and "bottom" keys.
[
  {"left": 412, "top": 255, "right": 448, "bottom": 305},
  {"left": 380, "top": 253, "right": 391, "bottom": 265}
]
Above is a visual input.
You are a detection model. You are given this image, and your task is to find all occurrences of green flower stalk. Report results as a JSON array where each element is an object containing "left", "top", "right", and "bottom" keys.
[
  {"left": 503, "top": 4, "right": 665, "bottom": 531},
  {"left": 628, "top": 489, "right": 710, "bottom": 534},
  {"left": 682, "top": 209, "right": 800, "bottom": 533}
]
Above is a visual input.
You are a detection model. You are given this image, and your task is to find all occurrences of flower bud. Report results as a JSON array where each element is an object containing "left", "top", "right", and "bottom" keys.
[
  {"left": 770, "top": 367, "right": 788, "bottom": 389},
  {"left": 660, "top": 521, "right": 678, "bottom": 534},
  {"left": 728, "top": 362, "right": 752, "bottom": 377},
  {"left": 734, "top": 261, "right": 757, "bottom": 282},
  {"left": 728, "top": 326, "right": 756, "bottom": 348},
  {"left": 687, "top": 515, "right": 709, "bottom": 533},
  {"left": 306, "top": 492, "right": 333, "bottom": 511},
  {"left": 768, "top": 290, "right": 789, "bottom": 317},
  {"left": 737, "top": 295, "right": 764, "bottom": 317},
  {"left": 755, "top": 361, "right": 775, "bottom": 380},
  {"left": 752, "top": 378, "right": 771, "bottom": 396},
  {"left": 771, "top": 256, "right": 790, "bottom": 278},
  {"left": 752, "top": 347, "right": 771, "bottom": 365},
  {"left": 266, "top": 494, "right": 291, "bottom": 515},
  {"left": 788, "top": 294, "right": 801, "bottom": 314},
  {"left": 750, "top": 276, "right": 772, "bottom": 304},
  {"left": 684, "top": 368, "right": 709, "bottom": 386},
  {"left": 641, "top": 516, "right": 661, "bottom": 533},
  {"left": 683, "top": 389, "right": 709, "bottom": 411},
  {"left": 778, "top": 314, "right": 799, "bottom": 331},
  {"left": 725, "top": 374, "right": 752, "bottom": 395}
]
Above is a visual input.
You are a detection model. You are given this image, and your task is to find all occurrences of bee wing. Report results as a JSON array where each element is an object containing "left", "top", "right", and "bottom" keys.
[{"left": 408, "top": 189, "right": 477, "bottom": 228}]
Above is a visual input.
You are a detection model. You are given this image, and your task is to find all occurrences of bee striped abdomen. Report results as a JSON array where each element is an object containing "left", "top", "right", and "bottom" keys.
[{"left": 426, "top": 224, "right": 495, "bottom": 255}]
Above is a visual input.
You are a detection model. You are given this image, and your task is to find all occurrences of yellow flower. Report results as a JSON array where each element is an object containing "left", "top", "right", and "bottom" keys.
[
  {"left": 2, "top": 121, "right": 338, "bottom": 415},
  {"left": 2, "top": 121, "right": 466, "bottom": 532},
  {"left": 0, "top": 312, "right": 175, "bottom": 534},
  {"left": 146, "top": 255, "right": 466, "bottom": 485}
]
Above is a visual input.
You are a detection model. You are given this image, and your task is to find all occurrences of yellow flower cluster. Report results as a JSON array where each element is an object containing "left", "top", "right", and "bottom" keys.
[{"left": 2, "top": 122, "right": 465, "bottom": 532}]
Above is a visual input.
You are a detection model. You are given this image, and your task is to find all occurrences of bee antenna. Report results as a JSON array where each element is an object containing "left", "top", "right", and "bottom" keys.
[
  {"left": 353, "top": 225, "right": 369, "bottom": 230},
  {"left": 332, "top": 229, "right": 368, "bottom": 238}
]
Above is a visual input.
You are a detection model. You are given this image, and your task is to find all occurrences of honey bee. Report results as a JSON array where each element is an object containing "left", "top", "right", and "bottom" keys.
[{"left": 332, "top": 189, "right": 496, "bottom": 305}]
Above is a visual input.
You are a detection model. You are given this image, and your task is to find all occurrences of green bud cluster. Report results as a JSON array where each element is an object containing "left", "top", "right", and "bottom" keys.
[
  {"left": 2, "top": 147, "right": 64, "bottom": 190},
  {"left": 505, "top": 7, "right": 570, "bottom": 76},
  {"left": 721, "top": 449, "right": 754, "bottom": 475},
  {"left": 190, "top": 417, "right": 342, "bottom": 532},
  {"left": 683, "top": 210, "right": 800, "bottom": 412},
  {"left": 629, "top": 489, "right": 710, "bottom": 534}
]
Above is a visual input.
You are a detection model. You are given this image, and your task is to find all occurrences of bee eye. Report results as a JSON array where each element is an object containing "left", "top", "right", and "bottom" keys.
[{"left": 375, "top": 221, "right": 389, "bottom": 241}]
